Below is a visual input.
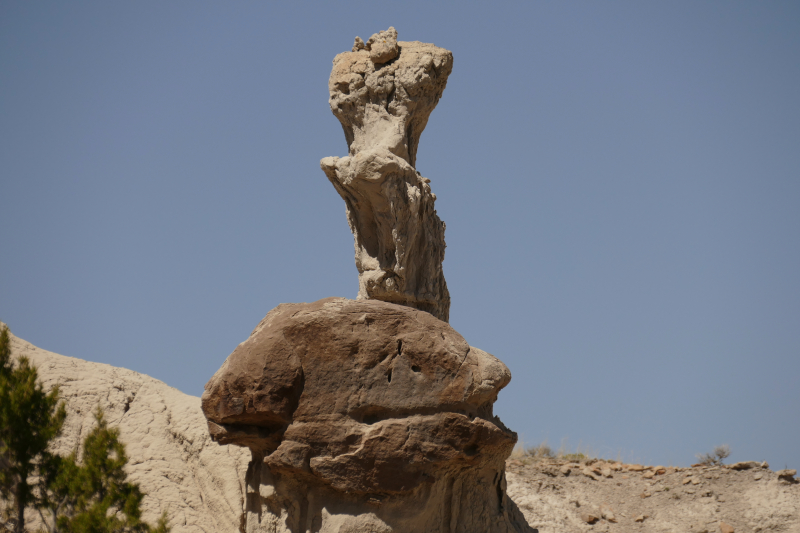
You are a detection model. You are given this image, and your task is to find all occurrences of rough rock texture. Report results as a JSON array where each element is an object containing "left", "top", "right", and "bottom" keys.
[
  {"left": 505, "top": 458, "right": 800, "bottom": 533},
  {"left": 5, "top": 327, "right": 798, "bottom": 532},
  {"left": 202, "top": 298, "right": 533, "bottom": 532},
  {"left": 3, "top": 326, "right": 249, "bottom": 533},
  {"left": 321, "top": 28, "right": 452, "bottom": 322}
]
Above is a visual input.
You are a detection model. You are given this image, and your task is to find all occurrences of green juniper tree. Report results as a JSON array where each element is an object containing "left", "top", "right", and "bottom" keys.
[
  {"left": 1, "top": 325, "right": 168, "bottom": 533},
  {"left": 0, "top": 325, "right": 66, "bottom": 533},
  {"left": 38, "top": 407, "right": 169, "bottom": 533}
]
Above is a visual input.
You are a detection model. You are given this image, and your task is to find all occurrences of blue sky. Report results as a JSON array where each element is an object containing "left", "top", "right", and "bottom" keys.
[{"left": 2, "top": 1, "right": 798, "bottom": 469}]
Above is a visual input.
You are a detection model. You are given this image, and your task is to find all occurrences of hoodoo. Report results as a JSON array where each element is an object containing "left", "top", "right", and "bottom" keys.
[{"left": 202, "top": 28, "right": 534, "bottom": 533}]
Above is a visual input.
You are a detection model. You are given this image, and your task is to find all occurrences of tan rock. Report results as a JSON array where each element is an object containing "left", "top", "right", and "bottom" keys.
[
  {"left": 581, "top": 513, "right": 600, "bottom": 524},
  {"left": 730, "top": 461, "right": 760, "bottom": 470},
  {"left": 777, "top": 469, "right": 797, "bottom": 482},
  {"left": 600, "top": 505, "right": 617, "bottom": 522},
  {"left": 321, "top": 28, "right": 453, "bottom": 321},
  {"left": 628, "top": 464, "right": 644, "bottom": 471},
  {"left": 365, "top": 26, "right": 399, "bottom": 64},
  {"left": 643, "top": 471, "right": 655, "bottom": 479},
  {"left": 582, "top": 468, "right": 601, "bottom": 481},
  {"left": 719, "top": 521, "right": 735, "bottom": 533},
  {"left": 634, "top": 515, "right": 647, "bottom": 522}
]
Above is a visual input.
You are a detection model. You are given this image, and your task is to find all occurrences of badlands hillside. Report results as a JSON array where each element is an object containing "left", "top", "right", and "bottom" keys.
[{"left": 4, "top": 328, "right": 798, "bottom": 533}]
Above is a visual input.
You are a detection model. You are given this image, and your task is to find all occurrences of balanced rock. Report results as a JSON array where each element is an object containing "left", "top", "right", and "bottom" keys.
[
  {"left": 321, "top": 27, "right": 452, "bottom": 322},
  {"left": 202, "top": 298, "right": 533, "bottom": 532}
]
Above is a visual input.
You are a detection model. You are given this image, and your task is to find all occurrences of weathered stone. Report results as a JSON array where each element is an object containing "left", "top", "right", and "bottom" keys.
[
  {"left": 321, "top": 28, "right": 453, "bottom": 322},
  {"left": 202, "top": 298, "right": 532, "bottom": 532},
  {"left": 582, "top": 468, "right": 600, "bottom": 481},
  {"left": 719, "top": 521, "right": 735, "bottom": 533},
  {"left": 729, "top": 461, "right": 760, "bottom": 470},
  {"left": 365, "top": 26, "right": 399, "bottom": 64}
]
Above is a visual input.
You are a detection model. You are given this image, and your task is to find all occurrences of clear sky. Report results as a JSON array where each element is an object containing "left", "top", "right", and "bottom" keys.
[{"left": 2, "top": 2, "right": 798, "bottom": 469}]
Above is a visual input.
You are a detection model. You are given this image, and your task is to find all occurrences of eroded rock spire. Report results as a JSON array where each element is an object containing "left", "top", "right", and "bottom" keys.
[{"left": 321, "top": 27, "right": 453, "bottom": 322}]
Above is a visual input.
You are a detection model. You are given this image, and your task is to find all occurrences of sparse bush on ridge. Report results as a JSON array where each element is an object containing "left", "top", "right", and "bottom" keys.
[
  {"left": 511, "top": 439, "right": 596, "bottom": 464},
  {"left": 696, "top": 444, "right": 731, "bottom": 466}
]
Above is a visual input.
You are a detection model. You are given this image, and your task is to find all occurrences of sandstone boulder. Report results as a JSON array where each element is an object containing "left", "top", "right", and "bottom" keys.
[{"left": 202, "top": 298, "right": 533, "bottom": 532}]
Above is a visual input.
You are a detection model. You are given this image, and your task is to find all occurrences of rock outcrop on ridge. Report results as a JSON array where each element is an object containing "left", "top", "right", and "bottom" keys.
[
  {"left": 2, "top": 325, "right": 249, "bottom": 533},
  {"left": 202, "top": 298, "right": 533, "bottom": 532},
  {"left": 321, "top": 27, "right": 452, "bottom": 322}
]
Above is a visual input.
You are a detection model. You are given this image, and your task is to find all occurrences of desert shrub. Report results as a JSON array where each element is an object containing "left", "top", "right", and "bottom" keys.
[
  {"left": 526, "top": 443, "right": 555, "bottom": 460},
  {"left": 696, "top": 444, "right": 731, "bottom": 466}
]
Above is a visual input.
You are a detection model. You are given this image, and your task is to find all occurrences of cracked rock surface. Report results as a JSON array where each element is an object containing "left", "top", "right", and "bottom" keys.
[
  {"left": 202, "top": 298, "right": 534, "bottom": 532},
  {"left": 321, "top": 27, "right": 453, "bottom": 322}
]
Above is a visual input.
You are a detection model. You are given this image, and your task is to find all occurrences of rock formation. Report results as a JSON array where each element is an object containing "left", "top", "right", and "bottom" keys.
[
  {"left": 202, "top": 298, "right": 532, "bottom": 532},
  {"left": 2, "top": 325, "right": 249, "bottom": 533},
  {"left": 7, "top": 328, "right": 800, "bottom": 533},
  {"left": 200, "top": 28, "right": 533, "bottom": 533},
  {"left": 321, "top": 27, "right": 452, "bottom": 322}
]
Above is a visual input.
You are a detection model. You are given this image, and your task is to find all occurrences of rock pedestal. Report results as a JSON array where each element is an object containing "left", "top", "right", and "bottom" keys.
[{"left": 202, "top": 298, "right": 533, "bottom": 532}]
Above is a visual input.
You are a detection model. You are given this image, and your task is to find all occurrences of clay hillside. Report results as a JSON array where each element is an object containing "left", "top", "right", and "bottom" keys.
[{"left": 3, "top": 328, "right": 798, "bottom": 533}]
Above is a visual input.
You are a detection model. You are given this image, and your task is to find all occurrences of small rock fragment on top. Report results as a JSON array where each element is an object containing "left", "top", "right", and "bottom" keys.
[
  {"left": 366, "top": 26, "right": 398, "bottom": 63},
  {"left": 351, "top": 26, "right": 399, "bottom": 63}
]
